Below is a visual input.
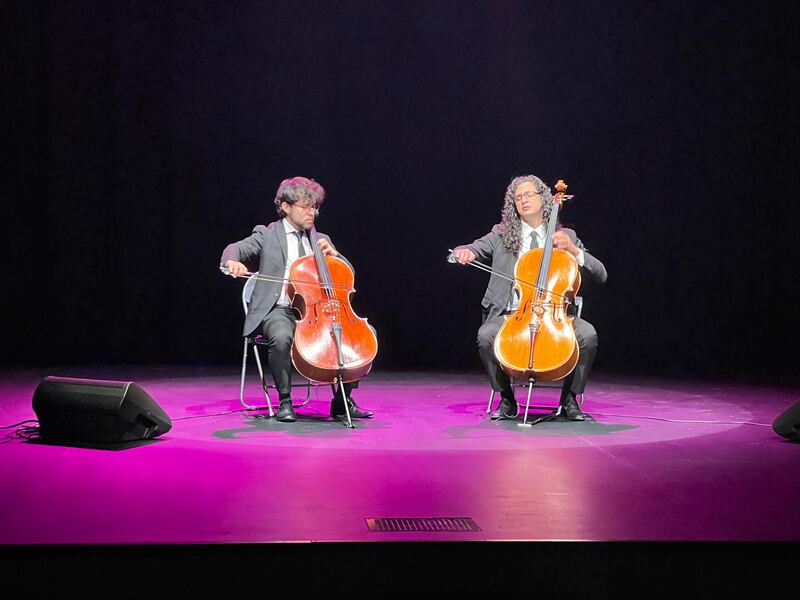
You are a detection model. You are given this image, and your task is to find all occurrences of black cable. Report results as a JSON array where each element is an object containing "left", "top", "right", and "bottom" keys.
[
  {"left": 1, "top": 421, "right": 40, "bottom": 443},
  {"left": 16, "top": 424, "right": 40, "bottom": 440},
  {"left": 0, "top": 419, "right": 39, "bottom": 429},
  {"left": 172, "top": 409, "right": 250, "bottom": 421}
]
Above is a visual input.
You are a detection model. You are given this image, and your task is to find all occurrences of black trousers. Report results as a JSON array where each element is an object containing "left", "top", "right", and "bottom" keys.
[
  {"left": 258, "top": 306, "right": 355, "bottom": 403},
  {"left": 477, "top": 311, "right": 598, "bottom": 402}
]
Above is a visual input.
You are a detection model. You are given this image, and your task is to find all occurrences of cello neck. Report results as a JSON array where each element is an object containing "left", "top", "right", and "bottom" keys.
[
  {"left": 534, "top": 180, "right": 569, "bottom": 292},
  {"left": 535, "top": 201, "right": 560, "bottom": 290},
  {"left": 307, "top": 225, "right": 335, "bottom": 294}
]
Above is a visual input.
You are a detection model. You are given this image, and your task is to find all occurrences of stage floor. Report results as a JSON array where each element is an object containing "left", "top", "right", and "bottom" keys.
[{"left": 1, "top": 367, "right": 798, "bottom": 545}]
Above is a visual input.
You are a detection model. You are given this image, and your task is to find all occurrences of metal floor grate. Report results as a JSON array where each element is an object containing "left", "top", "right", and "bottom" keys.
[{"left": 366, "top": 517, "right": 481, "bottom": 532}]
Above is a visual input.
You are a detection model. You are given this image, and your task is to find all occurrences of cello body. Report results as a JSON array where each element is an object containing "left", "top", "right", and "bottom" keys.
[
  {"left": 288, "top": 233, "right": 378, "bottom": 384},
  {"left": 494, "top": 248, "right": 580, "bottom": 381}
]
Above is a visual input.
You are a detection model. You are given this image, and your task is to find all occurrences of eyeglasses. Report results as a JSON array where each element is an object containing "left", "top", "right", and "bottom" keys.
[
  {"left": 514, "top": 190, "right": 541, "bottom": 203},
  {"left": 290, "top": 202, "right": 318, "bottom": 213}
]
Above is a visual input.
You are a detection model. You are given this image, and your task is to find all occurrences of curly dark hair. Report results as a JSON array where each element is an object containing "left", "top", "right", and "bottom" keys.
[
  {"left": 499, "top": 175, "right": 554, "bottom": 255},
  {"left": 274, "top": 176, "right": 325, "bottom": 217}
]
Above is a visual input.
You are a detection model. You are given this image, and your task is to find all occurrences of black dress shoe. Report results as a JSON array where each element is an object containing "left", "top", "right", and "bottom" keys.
[
  {"left": 330, "top": 398, "right": 374, "bottom": 419},
  {"left": 275, "top": 399, "right": 297, "bottom": 422},
  {"left": 490, "top": 399, "right": 519, "bottom": 421},
  {"left": 561, "top": 394, "right": 585, "bottom": 421}
]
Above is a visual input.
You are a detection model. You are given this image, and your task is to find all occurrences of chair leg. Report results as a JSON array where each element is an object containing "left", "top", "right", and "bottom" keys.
[
  {"left": 293, "top": 378, "right": 314, "bottom": 408},
  {"left": 239, "top": 339, "right": 257, "bottom": 411},
  {"left": 252, "top": 345, "right": 274, "bottom": 417}
]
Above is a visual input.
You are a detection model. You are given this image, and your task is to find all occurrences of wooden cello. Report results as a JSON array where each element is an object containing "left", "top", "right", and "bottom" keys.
[
  {"left": 288, "top": 226, "right": 378, "bottom": 389},
  {"left": 494, "top": 180, "right": 581, "bottom": 382}
]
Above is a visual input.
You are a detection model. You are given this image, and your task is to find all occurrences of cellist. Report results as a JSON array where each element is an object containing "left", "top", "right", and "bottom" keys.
[
  {"left": 220, "top": 176, "right": 374, "bottom": 423},
  {"left": 452, "top": 174, "right": 607, "bottom": 421}
]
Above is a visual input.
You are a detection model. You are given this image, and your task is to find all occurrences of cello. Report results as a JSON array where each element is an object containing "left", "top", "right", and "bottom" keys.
[
  {"left": 288, "top": 225, "right": 378, "bottom": 424},
  {"left": 494, "top": 180, "right": 581, "bottom": 383}
]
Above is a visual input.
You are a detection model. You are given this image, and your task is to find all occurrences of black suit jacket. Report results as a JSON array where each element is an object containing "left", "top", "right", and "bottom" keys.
[
  {"left": 221, "top": 220, "right": 344, "bottom": 336},
  {"left": 457, "top": 224, "right": 607, "bottom": 319}
]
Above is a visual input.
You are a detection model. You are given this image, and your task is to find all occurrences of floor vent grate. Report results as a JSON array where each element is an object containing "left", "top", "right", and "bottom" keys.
[{"left": 366, "top": 517, "right": 481, "bottom": 532}]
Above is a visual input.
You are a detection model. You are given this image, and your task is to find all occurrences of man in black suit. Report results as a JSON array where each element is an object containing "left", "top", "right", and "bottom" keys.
[
  {"left": 221, "top": 176, "right": 373, "bottom": 423},
  {"left": 453, "top": 174, "right": 607, "bottom": 421}
]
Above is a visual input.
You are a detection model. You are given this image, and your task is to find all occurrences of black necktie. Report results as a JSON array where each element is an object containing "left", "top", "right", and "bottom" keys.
[{"left": 295, "top": 231, "right": 307, "bottom": 257}]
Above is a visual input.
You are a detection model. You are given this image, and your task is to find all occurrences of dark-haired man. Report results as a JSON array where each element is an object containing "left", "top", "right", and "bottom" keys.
[{"left": 221, "top": 176, "right": 373, "bottom": 423}]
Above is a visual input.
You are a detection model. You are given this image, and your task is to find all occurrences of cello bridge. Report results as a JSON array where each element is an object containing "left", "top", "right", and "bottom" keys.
[
  {"left": 309, "top": 300, "right": 343, "bottom": 324},
  {"left": 322, "top": 300, "right": 342, "bottom": 320}
]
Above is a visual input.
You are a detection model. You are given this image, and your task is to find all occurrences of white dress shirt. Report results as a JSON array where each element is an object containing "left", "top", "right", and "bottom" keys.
[
  {"left": 519, "top": 221, "right": 546, "bottom": 255},
  {"left": 277, "top": 219, "right": 313, "bottom": 306},
  {"left": 518, "top": 220, "right": 585, "bottom": 265},
  {"left": 508, "top": 221, "right": 585, "bottom": 310}
]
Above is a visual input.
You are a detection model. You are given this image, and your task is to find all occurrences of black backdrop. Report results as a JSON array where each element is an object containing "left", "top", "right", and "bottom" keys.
[{"left": 4, "top": 1, "right": 799, "bottom": 380}]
